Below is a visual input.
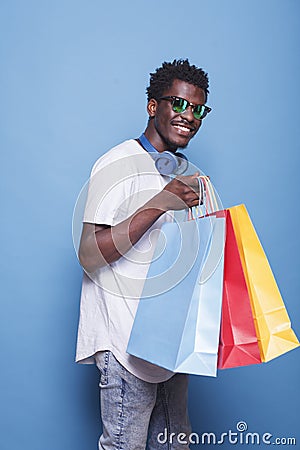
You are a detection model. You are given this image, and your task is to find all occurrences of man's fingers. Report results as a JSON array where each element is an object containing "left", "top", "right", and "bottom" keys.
[{"left": 176, "top": 173, "right": 201, "bottom": 190}]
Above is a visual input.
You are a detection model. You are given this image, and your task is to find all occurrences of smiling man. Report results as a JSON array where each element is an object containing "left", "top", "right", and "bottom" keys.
[
  {"left": 76, "top": 59, "right": 211, "bottom": 450},
  {"left": 145, "top": 77, "right": 210, "bottom": 152}
]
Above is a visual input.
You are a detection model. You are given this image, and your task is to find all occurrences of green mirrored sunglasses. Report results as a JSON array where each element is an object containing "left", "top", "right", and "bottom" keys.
[{"left": 160, "top": 96, "right": 212, "bottom": 120}]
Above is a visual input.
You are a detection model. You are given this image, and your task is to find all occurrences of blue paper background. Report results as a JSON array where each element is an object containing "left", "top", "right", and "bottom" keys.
[{"left": 1, "top": 1, "right": 299, "bottom": 449}]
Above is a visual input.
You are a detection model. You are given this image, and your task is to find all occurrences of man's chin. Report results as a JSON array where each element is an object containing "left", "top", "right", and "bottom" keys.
[
  {"left": 165, "top": 136, "right": 190, "bottom": 152},
  {"left": 156, "top": 127, "right": 193, "bottom": 152},
  {"left": 169, "top": 140, "right": 189, "bottom": 152}
]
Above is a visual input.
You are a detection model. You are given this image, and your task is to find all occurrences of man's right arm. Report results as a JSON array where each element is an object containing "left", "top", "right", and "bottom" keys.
[{"left": 78, "top": 174, "right": 200, "bottom": 273}]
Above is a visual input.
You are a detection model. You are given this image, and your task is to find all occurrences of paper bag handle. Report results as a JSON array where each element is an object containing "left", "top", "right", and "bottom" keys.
[{"left": 188, "top": 176, "right": 219, "bottom": 220}]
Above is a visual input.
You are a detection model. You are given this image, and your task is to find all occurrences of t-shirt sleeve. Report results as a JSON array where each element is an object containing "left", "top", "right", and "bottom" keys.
[{"left": 83, "top": 153, "right": 136, "bottom": 226}]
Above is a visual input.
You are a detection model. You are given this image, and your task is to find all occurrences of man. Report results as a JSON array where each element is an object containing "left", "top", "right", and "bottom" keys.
[{"left": 76, "top": 59, "right": 211, "bottom": 449}]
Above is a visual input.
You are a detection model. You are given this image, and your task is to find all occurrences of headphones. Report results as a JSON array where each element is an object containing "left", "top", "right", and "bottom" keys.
[
  {"left": 138, "top": 134, "right": 189, "bottom": 176},
  {"left": 151, "top": 151, "right": 188, "bottom": 176}
]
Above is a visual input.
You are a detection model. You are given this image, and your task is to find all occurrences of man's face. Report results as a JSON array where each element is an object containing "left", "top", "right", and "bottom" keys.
[{"left": 147, "top": 79, "right": 207, "bottom": 151}]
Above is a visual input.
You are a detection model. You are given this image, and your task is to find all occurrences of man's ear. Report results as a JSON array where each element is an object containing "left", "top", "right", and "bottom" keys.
[{"left": 147, "top": 98, "right": 158, "bottom": 118}]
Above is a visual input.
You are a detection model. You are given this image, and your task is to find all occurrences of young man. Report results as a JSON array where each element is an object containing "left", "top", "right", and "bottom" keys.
[{"left": 76, "top": 59, "right": 211, "bottom": 449}]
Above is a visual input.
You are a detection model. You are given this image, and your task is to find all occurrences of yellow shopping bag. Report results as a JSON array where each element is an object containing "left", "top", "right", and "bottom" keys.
[{"left": 229, "top": 204, "right": 299, "bottom": 362}]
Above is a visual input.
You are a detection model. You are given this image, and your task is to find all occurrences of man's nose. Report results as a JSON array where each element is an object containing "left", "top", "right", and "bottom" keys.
[{"left": 180, "top": 106, "right": 194, "bottom": 122}]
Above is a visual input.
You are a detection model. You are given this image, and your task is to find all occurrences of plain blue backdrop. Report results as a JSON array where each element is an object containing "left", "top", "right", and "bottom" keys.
[{"left": 1, "top": 1, "right": 299, "bottom": 449}]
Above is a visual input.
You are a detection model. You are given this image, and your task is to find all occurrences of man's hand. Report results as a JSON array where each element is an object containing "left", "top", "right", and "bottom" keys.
[{"left": 154, "top": 172, "right": 201, "bottom": 211}]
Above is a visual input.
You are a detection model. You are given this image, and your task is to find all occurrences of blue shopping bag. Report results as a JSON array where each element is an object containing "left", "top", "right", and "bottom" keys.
[{"left": 127, "top": 214, "right": 225, "bottom": 376}]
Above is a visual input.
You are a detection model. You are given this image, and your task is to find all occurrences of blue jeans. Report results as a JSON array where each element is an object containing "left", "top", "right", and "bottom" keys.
[{"left": 95, "top": 351, "right": 191, "bottom": 450}]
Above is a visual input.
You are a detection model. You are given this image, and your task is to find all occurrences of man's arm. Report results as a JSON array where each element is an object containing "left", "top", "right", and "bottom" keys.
[{"left": 78, "top": 174, "right": 200, "bottom": 273}]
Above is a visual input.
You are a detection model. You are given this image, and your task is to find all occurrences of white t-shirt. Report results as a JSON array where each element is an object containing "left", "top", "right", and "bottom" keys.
[{"left": 75, "top": 139, "right": 174, "bottom": 383}]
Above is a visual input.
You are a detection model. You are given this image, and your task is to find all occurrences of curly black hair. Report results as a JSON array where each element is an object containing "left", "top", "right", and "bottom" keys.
[{"left": 146, "top": 59, "right": 209, "bottom": 102}]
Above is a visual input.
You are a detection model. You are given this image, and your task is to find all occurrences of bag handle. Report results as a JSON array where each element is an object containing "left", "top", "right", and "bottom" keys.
[
  {"left": 202, "top": 176, "right": 219, "bottom": 213},
  {"left": 188, "top": 176, "right": 219, "bottom": 220}
]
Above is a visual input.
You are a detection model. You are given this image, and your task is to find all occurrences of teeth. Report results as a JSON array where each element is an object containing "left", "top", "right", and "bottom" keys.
[{"left": 174, "top": 125, "right": 190, "bottom": 132}]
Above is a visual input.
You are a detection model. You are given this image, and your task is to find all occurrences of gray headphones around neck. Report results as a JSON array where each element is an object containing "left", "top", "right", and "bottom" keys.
[
  {"left": 150, "top": 151, "right": 188, "bottom": 176},
  {"left": 137, "top": 134, "right": 189, "bottom": 175}
]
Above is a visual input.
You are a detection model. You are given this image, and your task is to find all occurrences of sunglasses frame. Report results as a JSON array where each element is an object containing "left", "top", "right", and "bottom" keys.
[{"left": 159, "top": 96, "right": 212, "bottom": 120}]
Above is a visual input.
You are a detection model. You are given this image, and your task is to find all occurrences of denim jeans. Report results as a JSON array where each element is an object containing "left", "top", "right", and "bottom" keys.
[{"left": 95, "top": 351, "right": 191, "bottom": 450}]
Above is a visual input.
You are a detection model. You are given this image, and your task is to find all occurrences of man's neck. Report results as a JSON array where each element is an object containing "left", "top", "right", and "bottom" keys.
[{"left": 143, "top": 128, "right": 178, "bottom": 154}]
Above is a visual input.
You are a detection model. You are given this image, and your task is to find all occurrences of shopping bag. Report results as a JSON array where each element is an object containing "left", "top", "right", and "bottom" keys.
[
  {"left": 229, "top": 204, "right": 299, "bottom": 362},
  {"left": 127, "top": 213, "right": 225, "bottom": 377},
  {"left": 217, "top": 210, "right": 261, "bottom": 369}
]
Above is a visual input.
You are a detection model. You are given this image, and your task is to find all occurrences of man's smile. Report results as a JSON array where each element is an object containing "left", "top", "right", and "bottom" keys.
[{"left": 171, "top": 120, "right": 196, "bottom": 137}]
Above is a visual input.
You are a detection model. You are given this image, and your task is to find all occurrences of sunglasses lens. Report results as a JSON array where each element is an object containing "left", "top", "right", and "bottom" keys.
[
  {"left": 194, "top": 105, "right": 206, "bottom": 120},
  {"left": 172, "top": 98, "right": 187, "bottom": 113}
]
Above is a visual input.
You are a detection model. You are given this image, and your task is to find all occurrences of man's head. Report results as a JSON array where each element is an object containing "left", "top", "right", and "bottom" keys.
[
  {"left": 146, "top": 59, "right": 209, "bottom": 103},
  {"left": 145, "top": 59, "right": 210, "bottom": 152}
]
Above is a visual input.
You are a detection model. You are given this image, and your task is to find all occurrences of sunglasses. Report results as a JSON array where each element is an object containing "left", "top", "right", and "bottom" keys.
[{"left": 159, "top": 96, "right": 212, "bottom": 120}]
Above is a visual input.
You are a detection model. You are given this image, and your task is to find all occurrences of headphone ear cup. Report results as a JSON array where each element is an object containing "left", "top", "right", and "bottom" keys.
[
  {"left": 154, "top": 151, "right": 178, "bottom": 175},
  {"left": 152, "top": 151, "right": 189, "bottom": 175},
  {"left": 175, "top": 152, "right": 189, "bottom": 175}
]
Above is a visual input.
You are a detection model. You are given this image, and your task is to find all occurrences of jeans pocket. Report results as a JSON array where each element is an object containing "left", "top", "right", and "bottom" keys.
[{"left": 95, "top": 350, "right": 110, "bottom": 386}]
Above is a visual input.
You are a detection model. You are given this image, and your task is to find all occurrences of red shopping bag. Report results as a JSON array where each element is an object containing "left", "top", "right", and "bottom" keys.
[{"left": 217, "top": 210, "right": 261, "bottom": 369}]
